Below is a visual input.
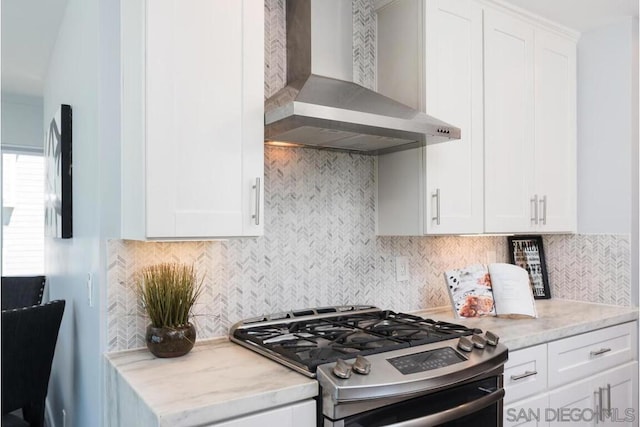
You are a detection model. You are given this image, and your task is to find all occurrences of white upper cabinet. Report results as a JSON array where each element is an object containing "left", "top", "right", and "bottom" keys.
[
  {"left": 484, "top": 8, "right": 576, "bottom": 234},
  {"left": 484, "top": 8, "right": 536, "bottom": 233},
  {"left": 533, "top": 30, "right": 577, "bottom": 233},
  {"left": 376, "top": 0, "right": 483, "bottom": 235},
  {"left": 121, "top": 0, "right": 264, "bottom": 239},
  {"left": 424, "top": 0, "right": 484, "bottom": 234},
  {"left": 377, "top": 0, "right": 576, "bottom": 236}
]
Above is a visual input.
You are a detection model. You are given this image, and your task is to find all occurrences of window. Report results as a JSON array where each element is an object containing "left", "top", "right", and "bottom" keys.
[{"left": 2, "top": 152, "right": 45, "bottom": 275}]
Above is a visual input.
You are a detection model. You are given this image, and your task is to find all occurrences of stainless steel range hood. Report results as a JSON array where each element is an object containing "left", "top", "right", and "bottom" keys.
[{"left": 264, "top": 0, "right": 460, "bottom": 155}]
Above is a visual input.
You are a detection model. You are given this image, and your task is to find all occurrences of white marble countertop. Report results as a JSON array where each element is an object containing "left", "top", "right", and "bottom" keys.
[
  {"left": 414, "top": 299, "right": 638, "bottom": 350},
  {"left": 105, "top": 299, "right": 637, "bottom": 426},
  {"left": 105, "top": 338, "right": 318, "bottom": 427}
]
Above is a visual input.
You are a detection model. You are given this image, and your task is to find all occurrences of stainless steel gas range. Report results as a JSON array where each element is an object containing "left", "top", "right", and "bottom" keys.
[{"left": 230, "top": 306, "right": 508, "bottom": 427}]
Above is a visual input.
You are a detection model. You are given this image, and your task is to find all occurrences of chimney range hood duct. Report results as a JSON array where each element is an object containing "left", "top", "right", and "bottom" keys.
[{"left": 264, "top": 0, "right": 461, "bottom": 155}]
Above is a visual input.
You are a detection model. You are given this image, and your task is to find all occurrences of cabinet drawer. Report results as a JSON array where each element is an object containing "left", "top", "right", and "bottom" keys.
[
  {"left": 548, "top": 322, "right": 637, "bottom": 389},
  {"left": 504, "top": 344, "right": 548, "bottom": 404}
]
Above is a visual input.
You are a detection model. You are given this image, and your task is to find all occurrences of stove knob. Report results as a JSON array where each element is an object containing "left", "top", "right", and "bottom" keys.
[
  {"left": 457, "top": 336, "right": 473, "bottom": 352},
  {"left": 352, "top": 355, "right": 371, "bottom": 375},
  {"left": 484, "top": 331, "right": 499, "bottom": 346},
  {"left": 332, "top": 359, "right": 352, "bottom": 379},
  {"left": 472, "top": 334, "right": 487, "bottom": 349}
]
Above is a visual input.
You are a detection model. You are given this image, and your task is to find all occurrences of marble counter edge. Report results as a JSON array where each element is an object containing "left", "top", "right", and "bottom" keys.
[
  {"left": 105, "top": 337, "right": 319, "bottom": 427},
  {"left": 499, "top": 310, "right": 639, "bottom": 350},
  {"left": 157, "top": 380, "right": 318, "bottom": 427},
  {"left": 413, "top": 299, "right": 639, "bottom": 351}
]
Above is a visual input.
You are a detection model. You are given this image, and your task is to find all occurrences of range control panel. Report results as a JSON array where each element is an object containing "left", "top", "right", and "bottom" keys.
[{"left": 387, "top": 347, "right": 466, "bottom": 375}]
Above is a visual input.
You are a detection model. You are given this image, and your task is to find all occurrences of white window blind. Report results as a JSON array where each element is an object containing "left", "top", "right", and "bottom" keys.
[{"left": 2, "top": 153, "right": 45, "bottom": 275}]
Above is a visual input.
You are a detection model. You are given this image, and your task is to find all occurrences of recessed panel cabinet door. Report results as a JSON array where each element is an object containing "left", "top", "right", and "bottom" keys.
[
  {"left": 484, "top": 9, "right": 535, "bottom": 233},
  {"left": 145, "top": 0, "right": 263, "bottom": 238},
  {"left": 533, "top": 30, "right": 576, "bottom": 233},
  {"left": 424, "top": 0, "right": 484, "bottom": 234}
]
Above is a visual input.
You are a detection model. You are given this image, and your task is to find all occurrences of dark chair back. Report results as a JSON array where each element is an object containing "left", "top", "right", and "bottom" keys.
[
  {"left": 1, "top": 276, "right": 46, "bottom": 310},
  {"left": 2, "top": 300, "right": 65, "bottom": 427}
]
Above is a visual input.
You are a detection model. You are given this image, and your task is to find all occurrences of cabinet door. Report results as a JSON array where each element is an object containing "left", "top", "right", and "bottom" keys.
[
  {"left": 424, "top": 0, "right": 484, "bottom": 234},
  {"left": 533, "top": 29, "right": 576, "bottom": 232},
  {"left": 145, "top": 0, "right": 263, "bottom": 238},
  {"left": 504, "top": 393, "right": 550, "bottom": 427},
  {"left": 484, "top": 9, "right": 535, "bottom": 233},
  {"left": 600, "top": 362, "right": 638, "bottom": 427},
  {"left": 548, "top": 362, "right": 638, "bottom": 427},
  {"left": 548, "top": 376, "right": 595, "bottom": 427}
]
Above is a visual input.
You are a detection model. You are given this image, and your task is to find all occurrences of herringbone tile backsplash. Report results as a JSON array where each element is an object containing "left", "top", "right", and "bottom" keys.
[
  {"left": 106, "top": 146, "right": 632, "bottom": 351},
  {"left": 106, "top": 0, "right": 632, "bottom": 351}
]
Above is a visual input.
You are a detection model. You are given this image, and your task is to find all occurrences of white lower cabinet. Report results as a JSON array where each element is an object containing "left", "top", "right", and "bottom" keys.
[
  {"left": 209, "top": 400, "right": 315, "bottom": 427},
  {"left": 548, "top": 363, "right": 638, "bottom": 427},
  {"left": 504, "top": 322, "right": 638, "bottom": 427},
  {"left": 505, "top": 393, "right": 550, "bottom": 427}
]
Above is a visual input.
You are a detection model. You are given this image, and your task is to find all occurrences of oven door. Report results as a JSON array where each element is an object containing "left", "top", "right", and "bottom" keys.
[{"left": 325, "top": 375, "right": 504, "bottom": 427}]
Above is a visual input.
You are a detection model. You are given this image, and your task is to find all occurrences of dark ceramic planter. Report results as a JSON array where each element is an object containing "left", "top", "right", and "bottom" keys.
[{"left": 146, "top": 323, "right": 196, "bottom": 358}]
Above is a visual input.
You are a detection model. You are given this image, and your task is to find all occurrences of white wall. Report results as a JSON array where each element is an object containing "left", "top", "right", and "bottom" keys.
[
  {"left": 42, "top": 0, "right": 120, "bottom": 425},
  {"left": 577, "top": 18, "right": 637, "bottom": 235},
  {"left": 632, "top": 18, "right": 639, "bottom": 307},
  {"left": 1, "top": 93, "right": 44, "bottom": 151}
]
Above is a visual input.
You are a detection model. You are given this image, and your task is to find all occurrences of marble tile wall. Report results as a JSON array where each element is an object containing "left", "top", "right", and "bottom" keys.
[
  {"left": 106, "top": 149, "right": 632, "bottom": 352},
  {"left": 105, "top": 0, "right": 633, "bottom": 351}
]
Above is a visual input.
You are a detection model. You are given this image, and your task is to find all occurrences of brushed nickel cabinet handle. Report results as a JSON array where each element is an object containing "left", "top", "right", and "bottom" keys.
[
  {"left": 590, "top": 348, "right": 612, "bottom": 356},
  {"left": 252, "top": 177, "right": 261, "bottom": 226},
  {"left": 598, "top": 387, "right": 605, "bottom": 422},
  {"left": 530, "top": 195, "right": 539, "bottom": 225},
  {"left": 510, "top": 370, "right": 538, "bottom": 381},
  {"left": 539, "top": 195, "right": 547, "bottom": 225},
  {"left": 431, "top": 189, "right": 441, "bottom": 225}
]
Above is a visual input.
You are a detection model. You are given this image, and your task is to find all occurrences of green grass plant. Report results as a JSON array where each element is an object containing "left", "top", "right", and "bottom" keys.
[{"left": 136, "top": 263, "right": 204, "bottom": 328}]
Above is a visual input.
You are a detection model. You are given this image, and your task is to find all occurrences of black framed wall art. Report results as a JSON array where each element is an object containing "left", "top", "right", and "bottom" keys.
[
  {"left": 45, "top": 104, "right": 73, "bottom": 238},
  {"left": 507, "top": 235, "right": 551, "bottom": 299}
]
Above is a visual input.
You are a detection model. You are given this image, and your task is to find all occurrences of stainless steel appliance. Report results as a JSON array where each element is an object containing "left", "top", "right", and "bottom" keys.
[
  {"left": 264, "top": 0, "right": 461, "bottom": 154},
  {"left": 230, "top": 306, "right": 508, "bottom": 426}
]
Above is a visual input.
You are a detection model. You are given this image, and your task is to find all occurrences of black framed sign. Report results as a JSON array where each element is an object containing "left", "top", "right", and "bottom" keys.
[
  {"left": 45, "top": 104, "right": 73, "bottom": 238},
  {"left": 507, "top": 235, "right": 551, "bottom": 299}
]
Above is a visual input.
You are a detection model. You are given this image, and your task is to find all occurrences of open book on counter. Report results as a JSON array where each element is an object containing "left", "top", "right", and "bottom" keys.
[{"left": 444, "top": 263, "right": 538, "bottom": 319}]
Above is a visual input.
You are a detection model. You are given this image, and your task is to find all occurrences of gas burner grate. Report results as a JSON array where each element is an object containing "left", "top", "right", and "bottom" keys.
[{"left": 231, "top": 308, "right": 481, "bottom": 375}]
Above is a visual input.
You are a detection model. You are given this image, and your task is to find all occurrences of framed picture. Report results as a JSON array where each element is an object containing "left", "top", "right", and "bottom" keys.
[
  {"left": 45, "top": 104, "right": 73, "bottom": 238},
  {"left": 507, "top": 235, "right": 551, "bottom": 299}
]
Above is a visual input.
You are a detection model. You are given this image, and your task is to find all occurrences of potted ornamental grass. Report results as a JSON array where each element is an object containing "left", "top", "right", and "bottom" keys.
[{"left": 136, "top": 263, "right": 204, "bottom": 358}]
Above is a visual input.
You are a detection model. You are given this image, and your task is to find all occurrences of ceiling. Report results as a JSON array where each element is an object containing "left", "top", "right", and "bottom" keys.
[
  {"left": 1, "top": 0, "right": 638, "bottom": 97},
  {"left": 1, "top": 0, "right": 69, "bottom": 97}
]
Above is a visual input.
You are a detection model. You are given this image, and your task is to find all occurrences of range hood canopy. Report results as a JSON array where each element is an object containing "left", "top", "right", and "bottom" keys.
[{"left": 264, "top": 0, "right": 461, "bottom": 155}]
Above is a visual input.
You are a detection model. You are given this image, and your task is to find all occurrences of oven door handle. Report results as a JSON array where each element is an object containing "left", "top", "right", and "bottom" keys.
[{"left": 384, "top": 387, "right": 505, "bottom": 427}]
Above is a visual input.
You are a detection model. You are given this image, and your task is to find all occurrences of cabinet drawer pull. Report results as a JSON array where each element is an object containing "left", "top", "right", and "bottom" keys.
[
  {"left": 252, "top": 177, "right": 261, "bottom": 226},
  {"left": 510, "top": 370, "right": 538, "bottom": 381},
  {"left": 431, "top": 189, "right": 441, "bottom": 225},
  {"left": 530, "top": 195, "right": 538, "bottom": 225},
  {"left": 590, "top": 347, "right": 611, "bottom": 356}
]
